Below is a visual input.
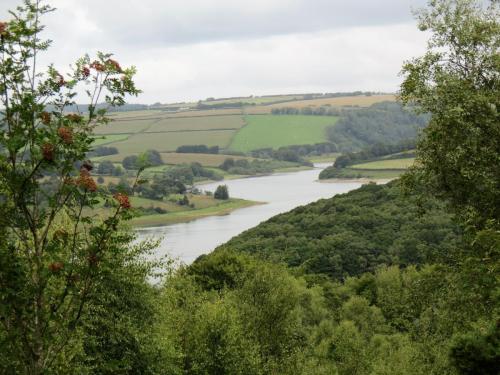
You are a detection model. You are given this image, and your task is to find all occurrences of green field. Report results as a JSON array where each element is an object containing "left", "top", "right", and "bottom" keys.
[
  {"left": 145, "top": 115, "right": 245, "bottom": 132},
  {"left": 94, "top": 118, "right": 159, "bottom": 135},
  {"left": 229, "top": 115, "right": 337, "bottom": 152},
  {"left": 92, "top": 134, "right": 131, "bottom": 146},
  {"left": 110, "top": 129, "right": 235, "bottom": 153},
  {"left": 350, "top": 158, "right": 415, "bottom": 170}
]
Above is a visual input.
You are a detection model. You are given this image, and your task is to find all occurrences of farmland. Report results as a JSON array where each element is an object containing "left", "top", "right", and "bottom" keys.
[
  {"left": 245, "top": 94, "right": 396, "bottom": 114},
  {"left": 229, "top": 115, "right": 337, "bottom": 153},
  {"left": 87, "top": 93, "right": 401, "bottom": 175},
  {"left": 92, "top": 134, "right": 130, "bottom": 146}
]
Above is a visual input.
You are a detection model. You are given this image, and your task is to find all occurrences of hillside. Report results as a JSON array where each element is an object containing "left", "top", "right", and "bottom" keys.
[
  {"left": 217, "top": 181, "right": 461, "bottom": 279},
  {"left": 327, "top": 102, "right": 429, "bottom": 152}
]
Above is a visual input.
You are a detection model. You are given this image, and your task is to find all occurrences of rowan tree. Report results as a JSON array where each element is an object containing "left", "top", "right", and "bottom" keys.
[{"left": 0, "top": 1, "right": 144, "bottom": 373}]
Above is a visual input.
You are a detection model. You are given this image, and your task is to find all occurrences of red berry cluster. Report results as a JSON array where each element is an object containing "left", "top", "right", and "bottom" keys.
[
  {"left": 40, "top": 111, "right": 51, "bottom": 125},
  {"left": 77, "top": 168, "right": 97, "bottom": 192},
  {"left": 48, "top": 261, "right": 64, "bottom": 273},
  {"left": 65, "top": 113, "right": 83, "bottom": 123},
  {"left": 57, "top": 126, "right": 73, "bottom": 144},
  {"left": 42, "top": 143, "right": 55, "bottom": 161},
  {"left": 82, "top": 66, "right": 90, "bottom": 78},
  {"left": 114, "top": 193, "right": 131, "bottom": 209},
  {"left": 107, "top": 59, "right": 122, "bottom": 73},
  {"left": 90, "top": 61, "right": 105, "bottom": 72}
]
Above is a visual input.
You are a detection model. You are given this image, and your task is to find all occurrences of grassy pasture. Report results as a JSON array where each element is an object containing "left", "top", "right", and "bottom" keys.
[
  {"left": 110, "top": 129, "right": 235, "bottom": 154},
  {"left": 92, "top": 134, "right": 130, "bottom": 146},
  {"left": 94, "top": 119, "right": 159, "bottom": 135},
  {"left": 146, "top": 115, "right": 245, "bottom": 132},
  {"left": 229, "top": 115, "right": 337, "bottom": 152},
  {"left": 350, "top": 158, "right": 415, "bottom": 170}
]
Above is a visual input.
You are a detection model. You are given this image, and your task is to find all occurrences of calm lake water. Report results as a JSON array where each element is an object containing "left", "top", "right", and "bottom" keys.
[{"left": 137, "top": 163, "right": 362, "bottom": 264}]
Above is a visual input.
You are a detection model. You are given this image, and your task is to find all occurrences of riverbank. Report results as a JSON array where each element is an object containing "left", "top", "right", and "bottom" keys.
[
  {"left": 195, "top": 164, "right": 314, "bottom": 186},
  {"left": 319, "top": 177, "right": 393, "bottom": 184},
  {"left": 131, "top": 198, "right": 262, "bottom": 227},
  {"left": 137, "top": 164, "right": 364, "bottom": 264}
]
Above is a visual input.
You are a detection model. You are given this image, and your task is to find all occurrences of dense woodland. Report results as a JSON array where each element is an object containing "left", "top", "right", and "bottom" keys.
[
  {"left": 219, "top": 182, "right": 461, "bottom": 278},
  {"left": 326, "top": 102, "right": 429, "bottom": 152},
  {"left": 0, "top": 1, "right": 498, "bottom": 374}
]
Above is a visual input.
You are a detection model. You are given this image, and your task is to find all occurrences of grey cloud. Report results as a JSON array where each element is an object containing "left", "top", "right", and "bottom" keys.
[
  {"left": 47, "top": 0, "right": 426, "bottom": 47},
  {"left": 0, "top": 0, "right": 430, "bottom": 103}
]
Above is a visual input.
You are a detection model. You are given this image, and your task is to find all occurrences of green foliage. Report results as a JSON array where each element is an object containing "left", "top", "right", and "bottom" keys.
[
  {"left": 326, "top": 102, "right": 429, "bottom": 152},
  {"left": 400, "top": 0, "right": 500, "bottom": 230},
  {"left": 176, "top": 144, "right": 219, "bottom": 154},
  {"left": 160, "top": 251, "right": 334, "bottom": 374},
  {"left": 449, "top": 322, "right": 500, "bottom": 375},
  {"left": 219, "top": 157, "right": 302, "bottom": 175},
  {"left": 220, "top": 181, "right": 460, "bottom": 279},
  {"left": 75, "top": 241, "right": 170, "bottom": 375},
  {"left": 0, "top": 2, "right": 144, "bottom": 373},
  {"left": 214, "top": 184, "right": 229, "bottom": 200},
  {"left": 251, "top": 142, "right": 337, "bottom": 159}
]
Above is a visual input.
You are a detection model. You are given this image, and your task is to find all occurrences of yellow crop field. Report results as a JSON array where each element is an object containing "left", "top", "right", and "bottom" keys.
[{"left": 245, "top": 94, "right": 396, "bottom": 114}]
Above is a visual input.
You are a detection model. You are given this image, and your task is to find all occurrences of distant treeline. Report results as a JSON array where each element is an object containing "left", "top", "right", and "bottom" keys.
[
  {"left": 45, "top": 103, "right": 150, "bottom": 113},
  {"left": 196, "top": 101, "right": 255, "bottom": 110},
  {"left": 333, "top": 139, "right": 416, "bottom": 168},
  {"left": 251, "top": 143, "right": 337, "bottom": 162},
  {"left": 218, "top": 158, "right": 299, "bottom": 175},
  {"left": 176, "top": 145, "right": 219, "bottom": 154},
  {"left": 87, "top": 146, "right": 119, "bottom": 157},
  {"left": 271, "top": 106, "right": 340, "bottom": 116},
  {"left": 327, "top": 102, "right": 429, "bottom": 152}
]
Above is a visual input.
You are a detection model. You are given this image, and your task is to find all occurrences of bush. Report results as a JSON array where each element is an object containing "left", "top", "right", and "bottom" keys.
[{"left": 214, "top": 185, "right": 229, "bottom": 200}]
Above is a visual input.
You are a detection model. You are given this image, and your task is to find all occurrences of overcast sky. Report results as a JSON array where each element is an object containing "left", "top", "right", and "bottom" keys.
[{"left": 1, "top": 0, "right": 430, "bottom": 104}]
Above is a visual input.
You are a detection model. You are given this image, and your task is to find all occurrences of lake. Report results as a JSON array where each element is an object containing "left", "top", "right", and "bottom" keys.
[{"left": 137, "top": 163, "right": 363, "bottom": 264}]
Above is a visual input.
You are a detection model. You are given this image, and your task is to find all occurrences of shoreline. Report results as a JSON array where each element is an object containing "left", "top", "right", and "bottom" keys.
[
  {"left": 131, "top": 198, "right": 264, "bottom": 228},
  {"left": 318, "top": 177, "right": 394, "bottom": 184},
  {"left": 195, "top": 165, "right": 315, "bottom": 187}
]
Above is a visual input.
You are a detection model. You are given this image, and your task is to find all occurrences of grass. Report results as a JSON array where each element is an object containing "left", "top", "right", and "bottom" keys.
[
  {"left": 350, "top": 158, "right": 415, "bottom": 170},
  {"left": 130, "top": 197, "right": 261, "bottom": 227},
  {"left": 94, "top": 119, "right": 159, "bottom": 135},
  {"left": 229, "top": 115, "right": 337, "bottom": 152},
  {"left": 110, "top": 129, "right": 236, "bottom": 154},
  {"left": 320, "top": 168, "right": 404, "bottom": 180},
  {"left": 306, "top": 153, "right": 340, "bottom": 163},
  {"left": 244, "top": 94, "right": 396, "bottom": 114},
  {"left": 92, "top": 134, "right": 130, "bottom": 146},
  {"left": 145, "top": 115, "right": 245, "bottom": 133}
]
